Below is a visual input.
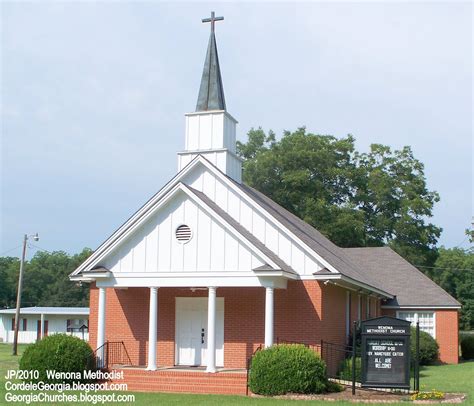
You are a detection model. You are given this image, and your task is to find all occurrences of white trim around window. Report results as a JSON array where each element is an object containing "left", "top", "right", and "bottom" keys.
[{"left": 396, "top": 311, "right": 436, "bottom": 339}]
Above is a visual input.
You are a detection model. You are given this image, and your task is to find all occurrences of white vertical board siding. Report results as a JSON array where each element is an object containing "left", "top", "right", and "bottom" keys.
[
  {"left": 182, "top": 200, "right": 198, "bottom": 270},
  {"left": 170, "top": 198, "right": 185, "bottom": 271},
  {"left": 186, "top": 116, "right": 200, "bottom": 150},
  {"left": 252, "top": 211, "right": 266, "bottom": 243},
  {"left": 197, "top": 207, "right": 212, "bottom": 270},
  {"left": 223, "top": 114, "right": 236, "bottom": 153},
  {"left": 240, "top": 201, "right": 253, "bottom": 232},
  {"left": 265, "top": 223, "right": 279, "bottom": 255},
  {"left": 278, "top": 233, "right": 292, "bottom": 268},
  {"left": 185, "top": 112, "right": 236, "bottom": 152},
  {"left": 145, "top": 219, "right": 158, "bottom": 273},
  {"left": 210, "top": 220, "right": 225, "bottom": 270},
  {"left": 202, "top": 170, "right": 216, "bottom": 201},
  {"left": 100, "top": 191, "right": 266, "bottom": 273},
  {"left": 199, "top": 115, "right": 212, "bottom": 149},
  {"left": 157, "top": 207, "right": 172, "bottom": 271},
  {"left": 211, "top": 114, "right": 224, "bottom": 149},
  {"left": 181, "top": 165, "right": 324, "bottom": 275},
  {"left": 224, "top": 232, "right": 239, "bottom": 270}
]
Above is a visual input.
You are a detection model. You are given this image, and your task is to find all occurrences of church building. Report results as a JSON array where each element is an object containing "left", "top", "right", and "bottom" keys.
[{"left": 70, "top": 13, "right": 460, "bottom": 395}]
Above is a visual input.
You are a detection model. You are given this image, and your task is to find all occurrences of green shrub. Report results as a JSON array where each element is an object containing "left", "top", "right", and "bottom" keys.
[
  {"left": 410, "top": 328, "right": 439, "bottom": 365},
  {"left": 19, "top": 334, "right": 95, "bottom": 383},
  {"left": 460, "top": 335, "right": 474, "bottom": 360},
  {"left": 338, "top": 356, "right": 361, "bottom": 381},
  {"left": 248, "top": 344, "right": 327, "bottom": 396}
]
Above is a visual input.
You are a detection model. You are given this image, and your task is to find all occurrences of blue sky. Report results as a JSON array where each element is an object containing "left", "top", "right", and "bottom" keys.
[{"left": 1, "top": 2, "right": 472, "bottom": 257}]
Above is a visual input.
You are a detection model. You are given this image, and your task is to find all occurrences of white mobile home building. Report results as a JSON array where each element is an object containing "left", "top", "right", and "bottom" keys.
[{"left": 0, "top": 307, "right": 89, "bottom": 344}]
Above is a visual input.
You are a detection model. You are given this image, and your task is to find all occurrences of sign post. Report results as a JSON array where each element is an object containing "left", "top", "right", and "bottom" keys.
[{"left": 361, "top": 316, "right": 411, "bottom": 389}]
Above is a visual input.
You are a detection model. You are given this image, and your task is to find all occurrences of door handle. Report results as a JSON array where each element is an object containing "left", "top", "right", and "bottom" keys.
[{"left": 201, "top": 328, "right": 205, "bottom": 344}]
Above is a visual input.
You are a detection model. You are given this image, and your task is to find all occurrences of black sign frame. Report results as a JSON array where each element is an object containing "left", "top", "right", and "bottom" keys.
[{"left": 361, "top": 316, "right": 411, "bottom": 389}]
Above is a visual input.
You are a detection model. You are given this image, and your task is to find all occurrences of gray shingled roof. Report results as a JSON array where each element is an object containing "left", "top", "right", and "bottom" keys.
[
  {"left": 185, "top": 184, "right": 296, "bottom": 275},
  {"left": 343, "top": 247, "right": 460, "bottom": 307}
]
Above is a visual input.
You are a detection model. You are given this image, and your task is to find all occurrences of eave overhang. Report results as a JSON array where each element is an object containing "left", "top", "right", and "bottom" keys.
[{"left": 381, "top": 305, "right": 461, "bottom": 310}]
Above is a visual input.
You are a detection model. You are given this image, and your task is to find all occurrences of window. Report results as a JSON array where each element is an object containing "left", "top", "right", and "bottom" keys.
[
  {"left": 11, "top": 318, "right": 27, "bottom": 331},
  {"left": 67, "top": 319, "right": 88, "bottom": 332},
  {"left": 397, "top": 311, "right": 436, "bottom": 338}
]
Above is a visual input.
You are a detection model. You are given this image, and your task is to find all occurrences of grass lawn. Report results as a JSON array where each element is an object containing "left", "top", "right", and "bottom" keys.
[{"left": 0, "top": 343, "right": 472, "bottom": 405}]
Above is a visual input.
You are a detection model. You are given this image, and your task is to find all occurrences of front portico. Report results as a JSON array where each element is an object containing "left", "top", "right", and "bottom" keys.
[{"left": 91, "top": 273, "right": 288, "bottom": 373}]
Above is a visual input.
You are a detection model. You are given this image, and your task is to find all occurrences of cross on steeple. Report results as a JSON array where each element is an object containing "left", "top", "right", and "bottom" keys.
[
  {"left": 202, "top": 11, "right": 224, "bottom": 33},
  {"left": 196, "top": 11, "right": 226, "bottom": 111}
]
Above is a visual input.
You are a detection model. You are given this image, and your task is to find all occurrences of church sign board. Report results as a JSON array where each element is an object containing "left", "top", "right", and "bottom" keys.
[{"left": 361, "top": 316, "right": 411, "bottom": 389}]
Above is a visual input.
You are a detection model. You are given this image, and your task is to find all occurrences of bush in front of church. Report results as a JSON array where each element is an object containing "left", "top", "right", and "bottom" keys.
[
  {"left": 248, "top": 344, "right": 327, "bottom": 396},
  {"left": 19, "top": 333, "right": 95, "bottom": 383},
  {"left": 410, "top": 328, "right": 439, "bottom": 365}
]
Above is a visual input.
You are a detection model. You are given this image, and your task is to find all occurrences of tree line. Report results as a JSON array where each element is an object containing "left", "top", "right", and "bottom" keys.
[{"left": 0, "top": 249, "right": 91, "bottom": 309}]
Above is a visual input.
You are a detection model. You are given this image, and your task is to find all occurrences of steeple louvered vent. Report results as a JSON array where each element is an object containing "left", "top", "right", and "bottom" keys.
[{"left": 175, "top": 225, "right": 192, "bottom": 243}]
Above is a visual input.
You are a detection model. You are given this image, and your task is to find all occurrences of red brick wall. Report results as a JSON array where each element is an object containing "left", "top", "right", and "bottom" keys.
[
  {"left": 435, "top": 310, "right": 459, "bottom": 364},
  {"left": 89, "top": 281, "right": 352, "bottom": 369},
  {"left": 381, "top": 308, "right": 459, "bottom": 364}
]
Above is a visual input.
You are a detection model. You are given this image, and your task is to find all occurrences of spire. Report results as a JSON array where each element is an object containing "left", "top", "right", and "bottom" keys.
[{"left": 196, "top": 12, "right": 226, "bottom": 112}]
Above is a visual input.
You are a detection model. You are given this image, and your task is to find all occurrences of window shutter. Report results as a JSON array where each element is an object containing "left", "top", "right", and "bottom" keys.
[
  {"left": 23, "top": 319, "right": 27, "bottom": 331},
  {"left": 11, "top": 318, "right": 14, "bottom": 331}
]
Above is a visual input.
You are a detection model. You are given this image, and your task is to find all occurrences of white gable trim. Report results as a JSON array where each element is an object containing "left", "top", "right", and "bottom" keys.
[
  {"left": 71, "top": 155, "right": 386, "bottom": 296},
  {"left": 72, "top": 181, "right": 289, "bottom": 278}
]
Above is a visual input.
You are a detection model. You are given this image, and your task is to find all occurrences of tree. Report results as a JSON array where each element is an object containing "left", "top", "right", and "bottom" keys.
[
  {"left": 426, "top": 247, "right": 474, "bottom": 331},
  {"left": 237, "top": 127, "right": 441, "bottom": 266},
  {"left": 0, "top": 248, "right": 92, "bottom": 309},
  {"left": 0, "top": 257, "right": 19, "bottom": 308}
]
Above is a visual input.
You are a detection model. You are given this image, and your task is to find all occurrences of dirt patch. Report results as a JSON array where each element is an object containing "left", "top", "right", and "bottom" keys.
[{"left": 253, "top": 387, "right": 467, "bottom": 403}]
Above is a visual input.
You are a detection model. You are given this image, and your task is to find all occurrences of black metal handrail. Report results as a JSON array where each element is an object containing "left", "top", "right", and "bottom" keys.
[{"left": 92, "top": 341, "right": 132, "bottom": 371}]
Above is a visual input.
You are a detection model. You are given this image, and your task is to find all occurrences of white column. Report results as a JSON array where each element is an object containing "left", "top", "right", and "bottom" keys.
[
  {"left": 206, "top": 287, "right": 217, "bottom": 373},
  {"left": 40, "top": 314, "right": 44, "bottom": 339},
  {"left": 147, "top": 287, "right": 158, "bottom": 371},
  {"left": 97, "top": 287, "right": 107, "bottom": 368},
  {"left": 265, "top": 287, "right": 274, "bottom": 348}
]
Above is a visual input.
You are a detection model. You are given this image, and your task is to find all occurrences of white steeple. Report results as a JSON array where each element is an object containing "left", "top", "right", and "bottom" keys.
[{"left": 177, "top": 12, "right": 243, "bottom": 183}]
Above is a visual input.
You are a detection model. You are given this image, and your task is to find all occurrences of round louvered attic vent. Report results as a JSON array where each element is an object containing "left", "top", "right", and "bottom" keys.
[{"left": 175, "top": 224, "right": 192, "bottom": 243}]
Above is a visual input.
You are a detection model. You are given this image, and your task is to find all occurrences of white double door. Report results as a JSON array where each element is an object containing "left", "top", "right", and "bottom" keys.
[{"left": 176, "top": 297, "right": 224, "bottom": 367}]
